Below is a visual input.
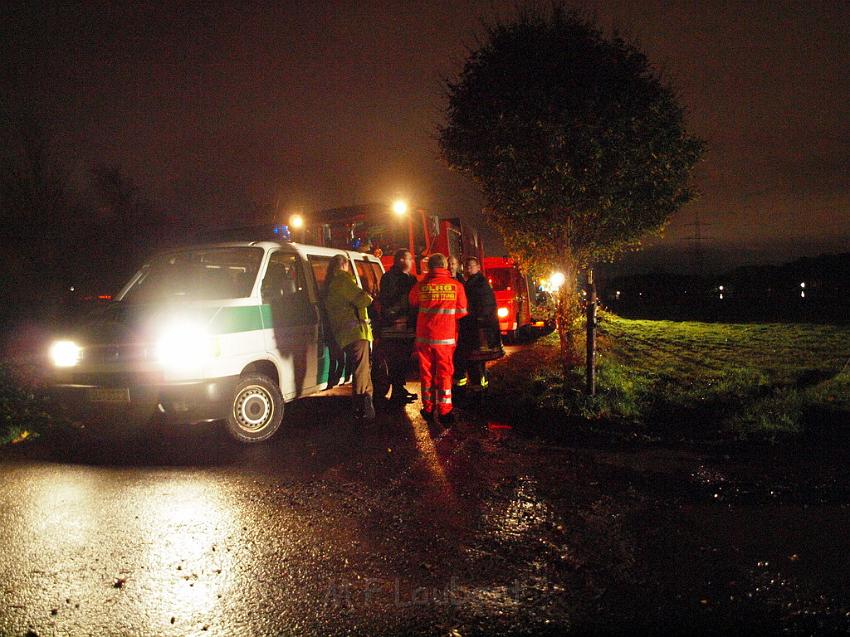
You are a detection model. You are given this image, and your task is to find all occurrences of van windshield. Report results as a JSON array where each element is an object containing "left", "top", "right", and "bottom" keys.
[{"left": 122, "top": 247, "right": 264, "bottom": 303}]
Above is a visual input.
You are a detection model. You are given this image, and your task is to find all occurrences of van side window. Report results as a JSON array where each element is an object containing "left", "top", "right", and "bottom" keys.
[
  {"left": 307, "top": 255, "right": 333, "bottom": 289},
  {"left": 262, "top": 252, "right": 305, "bottom": 301},
  {"left": 355, "top": 259, "right": 379, "bottom": 297},
  {"left": 367, "top": 261, "right": 383, "bottom": 292},
  {"left": 263, "top": 252, "right": 315, "bottom": 327}
]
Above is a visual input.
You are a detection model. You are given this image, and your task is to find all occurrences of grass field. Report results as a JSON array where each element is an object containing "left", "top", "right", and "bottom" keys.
[
  {"left": 2, "top": 315, "right": 849, "bottom": 446},
  {"left": 487, "top": 315, "right": 850, "bottom": 441}
]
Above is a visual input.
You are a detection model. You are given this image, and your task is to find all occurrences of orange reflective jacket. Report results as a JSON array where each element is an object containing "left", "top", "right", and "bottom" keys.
[{"left": 408, "top": 267, "right": 468, "bottom": 345}]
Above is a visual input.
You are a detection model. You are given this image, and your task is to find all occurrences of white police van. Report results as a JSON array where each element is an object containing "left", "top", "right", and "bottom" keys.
[{"left": 47, "top": 236, "right": 384, "bottom": 442}]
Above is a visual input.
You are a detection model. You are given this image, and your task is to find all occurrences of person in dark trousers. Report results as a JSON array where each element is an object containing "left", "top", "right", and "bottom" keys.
[
  {"left": 378, "top": 249, "right": 418, "bottom": 405},
  {"left": 448, "top": 254, "right": 465, "bottom": 384},
  {"left": 323, "top": 254, "right": 375, "bottom": 423},
  {"left": 456, "top": 256, "right": 499, "bottom": 397}
]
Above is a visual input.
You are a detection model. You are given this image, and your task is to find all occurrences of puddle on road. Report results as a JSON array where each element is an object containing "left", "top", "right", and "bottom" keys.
[
  {"left": 454, "top": 474, "right": 583, "bottom": 626},
  {"left": 482, "top": 475, "right": 553, "bottom": 542}
]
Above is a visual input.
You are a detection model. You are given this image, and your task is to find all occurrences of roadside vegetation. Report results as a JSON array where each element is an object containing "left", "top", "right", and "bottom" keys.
[
  {"left": 488, "top": 314, "right": 850, "bottom": 443},
  {"left": 0, "top": 362, "right": 67, "bottom": 446}
]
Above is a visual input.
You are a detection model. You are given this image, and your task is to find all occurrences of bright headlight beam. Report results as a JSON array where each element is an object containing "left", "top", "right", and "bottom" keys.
[
  {"left": 497, "top": 307, "right": 509, "bottom": 318},
  {"left": 155, "top": 322, "right": 213, "bottom": 370},
  {"left": 50, "top": 340, "right": 81, "bottom": 367}
]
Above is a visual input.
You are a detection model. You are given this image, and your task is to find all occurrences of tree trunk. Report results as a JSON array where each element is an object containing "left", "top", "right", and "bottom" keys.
[{"left": 554, "top": 265, "right": 580, "bottom": 380}]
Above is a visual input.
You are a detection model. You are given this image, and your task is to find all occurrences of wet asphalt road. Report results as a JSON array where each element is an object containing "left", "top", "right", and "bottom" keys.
[{"left": 1, "top": 377, "right": 850, "bottom": 635}]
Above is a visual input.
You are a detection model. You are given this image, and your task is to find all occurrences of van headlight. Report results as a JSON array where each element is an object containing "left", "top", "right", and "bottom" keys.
[
  {"left": 49, "top": 340, "right": 82, "bottom": 368},
  {"left": 154, "top": 322, "right": 215, "bottom": 370}
]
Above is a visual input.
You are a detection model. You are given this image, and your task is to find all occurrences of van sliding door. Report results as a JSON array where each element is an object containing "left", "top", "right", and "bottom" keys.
[{"left": 260, "top": 251, "right": 319, "bottom": 400}]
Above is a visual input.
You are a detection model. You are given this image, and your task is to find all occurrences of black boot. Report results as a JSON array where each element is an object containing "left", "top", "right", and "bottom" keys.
[
  {"left": 390, "top": 386, "right": 417, "bottom": 404},
  {"left": 362, "top": 394, "right": 376, "bottom": 421},
  {"left": 438, "top": 409, "right": 455, "bottom": 427},
  {"left": 352, "top": 394, "right": 364, "bottom": 427}
]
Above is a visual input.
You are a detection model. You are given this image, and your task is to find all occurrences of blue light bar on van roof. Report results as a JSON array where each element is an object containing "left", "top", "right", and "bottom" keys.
[{"left": 272, "top": 224, "right": 292, "bottom": 241}]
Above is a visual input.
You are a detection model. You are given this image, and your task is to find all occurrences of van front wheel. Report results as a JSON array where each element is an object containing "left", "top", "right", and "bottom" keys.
[{"left": 225, "top": 374, "right": 284, "bottom": 443}]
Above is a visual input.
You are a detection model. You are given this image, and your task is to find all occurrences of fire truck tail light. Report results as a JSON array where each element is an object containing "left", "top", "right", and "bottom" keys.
[{"left": 497, "top": 307, "right": 509, "bottom": 318}]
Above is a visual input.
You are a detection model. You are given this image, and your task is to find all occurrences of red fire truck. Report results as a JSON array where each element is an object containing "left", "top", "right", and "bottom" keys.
[
  {"left": 482, "top": 256, "right": 532, "bottom": 341},
  {"left": 302, "top": 203, "right": 538, "bottom": 340},
  {"left": 305, "top": 203, "right": 484, "bottom": 275}
]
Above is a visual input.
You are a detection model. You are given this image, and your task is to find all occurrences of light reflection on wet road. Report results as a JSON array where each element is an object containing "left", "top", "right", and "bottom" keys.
[{"left": 1, "top": 381, "right": 849, "bottom": 635}]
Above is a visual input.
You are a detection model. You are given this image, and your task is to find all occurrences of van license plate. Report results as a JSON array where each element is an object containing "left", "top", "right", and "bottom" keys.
[{"left": 88, "top": 388, "right": 131, "bottom": 403}]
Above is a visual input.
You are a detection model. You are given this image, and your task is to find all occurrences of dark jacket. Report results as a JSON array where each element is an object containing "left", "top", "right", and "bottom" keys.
[
  {"left": 460, "top": 271, "right": 500, "bottom": 344},
  {"left": 379, "top": 265, "right": 417, "bottom": 327}
]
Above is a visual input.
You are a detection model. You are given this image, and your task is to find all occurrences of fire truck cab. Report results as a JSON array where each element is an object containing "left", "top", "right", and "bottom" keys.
[
  {"left": 482, "top": 256, "right": 531, "bottom": 341},
  {"left": 305, "top": 203, "right": 484, "bottom": 275}
]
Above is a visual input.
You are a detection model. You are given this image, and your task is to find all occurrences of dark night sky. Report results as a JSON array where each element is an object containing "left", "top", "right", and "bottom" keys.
[{"left": 2, "top": 0, "right": 848, "bottom": 267}]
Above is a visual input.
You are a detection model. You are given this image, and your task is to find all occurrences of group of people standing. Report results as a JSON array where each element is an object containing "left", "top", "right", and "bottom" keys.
[{"left": 322, "top": 249, "right": 500, "bottom": 426}]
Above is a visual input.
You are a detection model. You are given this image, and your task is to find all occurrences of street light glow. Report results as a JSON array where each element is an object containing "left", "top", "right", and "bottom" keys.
[
  {"left": 289, "top": 214, "right": 304, "bottom": 229},
  {"left": 549, "top": 272, "right": 566, "bottom": 290},
  {"left": 392, "top": 199, "right": 408, "bottom": 216}
]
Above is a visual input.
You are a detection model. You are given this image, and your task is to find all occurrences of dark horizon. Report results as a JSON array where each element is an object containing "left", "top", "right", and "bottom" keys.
[{"left": 2, "top": 0, "right": 848, "bottom": 266}]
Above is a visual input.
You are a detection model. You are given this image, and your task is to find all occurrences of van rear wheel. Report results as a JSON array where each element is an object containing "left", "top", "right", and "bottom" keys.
[{"left": 225, "top": 373, "right": 284, "bottom": 443}]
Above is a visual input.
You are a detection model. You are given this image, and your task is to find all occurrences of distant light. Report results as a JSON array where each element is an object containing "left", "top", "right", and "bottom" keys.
[
  {"left": 615, "top": 290, "right": 621, "bottom": 299},
  {"left": 289, "top": 214, "right": 304, "bottom": 229},
  {"left": 800, "top": 281, "right": 806, "bottom": 288},
  {"left": 719, "top": 293, "right": 724, "bottom": 300},
  {"left": 801, "top": 290, "right": 806, "bottom": 298},
  {"left": 497, "top": 307, "right": 509, "bottom": 318},
  {"left": 719, "top": 285, "right": 724, "bottom": 291},
  {"left": 549, "top": 272, "right": 566, "bottom": 290},
  {"left": 69, "top": 286, "right": 75, "bottom": 292},
  {"left": 392, "top": 200, "right": 408, "bottom": 216}
]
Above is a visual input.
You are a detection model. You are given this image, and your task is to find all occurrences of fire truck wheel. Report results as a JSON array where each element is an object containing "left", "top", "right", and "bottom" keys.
[{"left": 225, "top": 373, "right": 284, "bottom": 443}]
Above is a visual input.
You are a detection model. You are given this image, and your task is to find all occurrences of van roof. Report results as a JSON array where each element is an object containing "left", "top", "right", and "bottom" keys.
[{"left": 167, "top": 240, "right": 383, "bottom": 263}]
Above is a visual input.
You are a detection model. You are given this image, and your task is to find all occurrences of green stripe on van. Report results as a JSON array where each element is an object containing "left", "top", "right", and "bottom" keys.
[
  {"left": 259, "top": 304, "right": 273, "bottom": 328},
  {"left": 209, "top": 305, "right": 265, "bottom": 334}
]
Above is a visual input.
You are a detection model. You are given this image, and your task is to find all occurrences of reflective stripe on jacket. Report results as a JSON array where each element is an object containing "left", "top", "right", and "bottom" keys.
[{"left": 408, "top": 267, "right": 468, "bottom": 345}]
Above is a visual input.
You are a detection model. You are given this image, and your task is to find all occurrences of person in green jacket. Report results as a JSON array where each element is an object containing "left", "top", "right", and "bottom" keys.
[{"left": 323, "top": 254, "right": 375, "bottom": 422}]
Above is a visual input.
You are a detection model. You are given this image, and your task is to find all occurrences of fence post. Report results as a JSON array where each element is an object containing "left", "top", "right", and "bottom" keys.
[{"left": 586, "top": 268, "right": 596, "bottom": 396}]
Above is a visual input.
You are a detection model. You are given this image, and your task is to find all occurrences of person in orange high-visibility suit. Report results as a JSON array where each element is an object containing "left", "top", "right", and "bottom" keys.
[{"left": 408, "top": 253, "right": 468, "bottom": 424}]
